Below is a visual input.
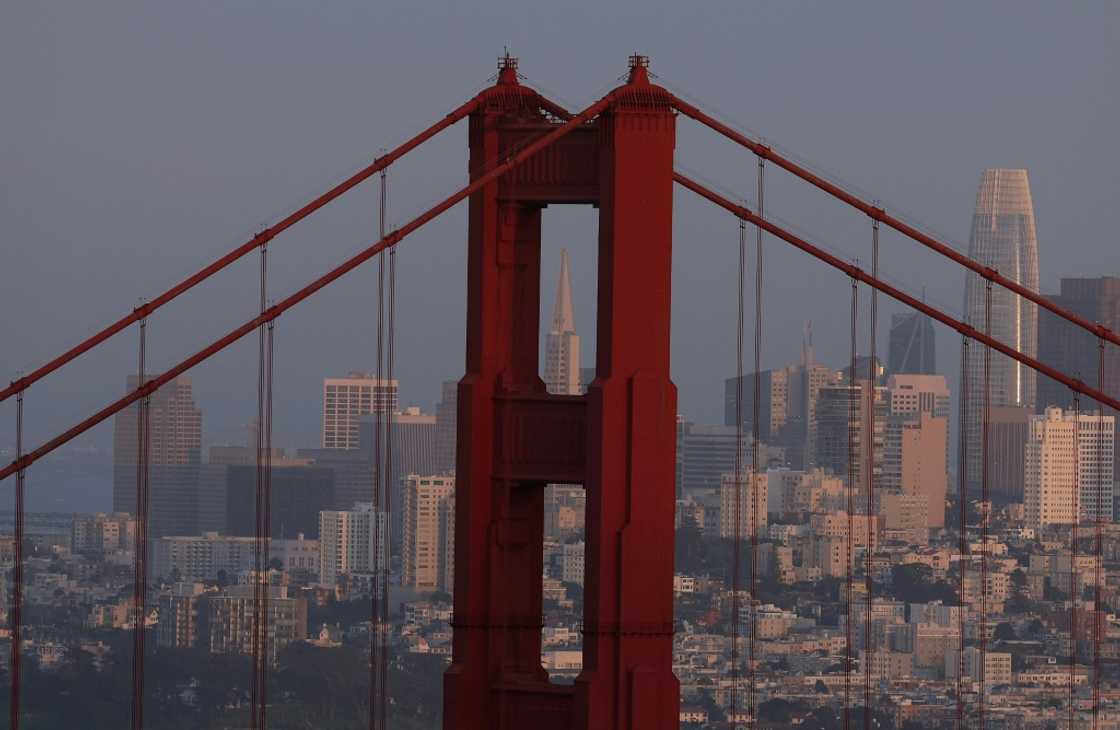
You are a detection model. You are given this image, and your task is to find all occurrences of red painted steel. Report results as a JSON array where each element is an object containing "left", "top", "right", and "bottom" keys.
[
  {"left": 443, "top": 56, "right": 679, "bottom": 730},
  {"left": 0, "top": 97, "right": 484, "bottom": 405},
  {"left": 0, "top": 91, "right": 611, "bottom": 483},
  {"left": 670, "top": 99, "right": 1120, "bottom": 352},
  {"left": 672, "top": 172, "right": 1120, "bottom": 413}
]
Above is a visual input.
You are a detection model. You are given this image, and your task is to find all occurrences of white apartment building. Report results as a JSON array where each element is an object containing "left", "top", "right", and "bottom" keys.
[
  {"left": 318, "top": 502, "right": 388, "bottom": 589},
  {"left": 154, "top": 532, "right": 320, "bottom": 582},
  {"left": 321, "top": 373, "right": 398, "bottom": 449},
  {"left": 1024, "top": 407, "right": 1115, "bottom": 528},
  {"left": 561, "top": 541, "right": 585, "bottom": 585},
  {"left": 402, "top": 474, "right": 456, "bottom": 592}
]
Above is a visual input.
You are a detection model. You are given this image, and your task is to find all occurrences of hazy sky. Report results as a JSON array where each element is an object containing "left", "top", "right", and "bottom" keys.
[{"left": 2, "top": 2, "right": 1118, "bottom": 470}]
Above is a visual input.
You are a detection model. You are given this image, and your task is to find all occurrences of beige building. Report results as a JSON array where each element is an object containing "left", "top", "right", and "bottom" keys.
[
  {"left": 882, "top": 411, "right": 948, "bottom": 529},
  {"left": 153, "top": 532, "right": 320, "bottom": 582},
  {"left": 880, "top": 493, "right": 929, "bottom": 544},
  {"left": 1024, "top": 407, "right": 1115, "bottom": 528},
  {"left": 72, "top": 512, "right": 136, "bottom": 555},
  {"left": 402, "top": 474, "right": 456, "bottom": 592},
  {"left": 321, "top": 372, "right": 398, "bottom": 449},
  {"left": 719, "top": 471, "right": 768, "bottom": 539},
  {"left": 769, "top": 468, "right": 844, "bottom": 516},
  {"left": 946, "top": 647, "right": 1012, "bottom": 686}
]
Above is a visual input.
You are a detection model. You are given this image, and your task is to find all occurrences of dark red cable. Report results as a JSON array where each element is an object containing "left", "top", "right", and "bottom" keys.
[
  {"left": 729, "top": 215, "right": 746, "bottom": 727},
  {"left": 747, "top": 156, "right": 764, "bottom": 729},
  {"left": 956, "top": 335, "right": 971, "bottom": 730},
  {"left": 669, "top": 173, "right": 1120, "bottom": 414},
  {"left": 10, "top": 388, "right": 24, "bottom": 730},
  {"left": 864, "top": 219, "right": 879, "bottom": 728},
  {"left": 978, "top": 280, "right": 992, "bottom": 726},
  {"left": 130, "top": 316, "right": 149, "bottom": 730},
  {"left": 669, "top": 97, "right": 1120, "bottom": 353},
  {"left": 1070, "top": 392, "right": 1081, "bottom": 728},
  {"left": 1094, "top": 338, "right": 1105, "bottom": 729},
  {"left": 380, "top": 238, "right": 397, "bottom": 730},
  {"left": 845, "top": 275, "right": 858, "bottom": 730}
]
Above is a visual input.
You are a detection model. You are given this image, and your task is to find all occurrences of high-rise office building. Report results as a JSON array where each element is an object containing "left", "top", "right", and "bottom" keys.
[
  {"left": 225, "top": 465, "right": 335, "bottom": 539},
  {"left": 723, "top": 369, "right": 789, "bottom": 443},
  {"left": 814, "top": 381, "right": 887, "bottom": 490},
  {"left": 321, "top": 373, "right": 398, "bottom": 449},
  {"left": 318, "top": 502, "right": 388, "bottom": 589},
  {"left": 887, "top": 312, "right": 936, "bottom": 375},
  {"left": 1038, "top": 277, "right": 1120, "bottom": 446},
  {"left": 112, "top": 375, "right": 202, "bottom": 516},
  {"left": 435, "top": 380, "right": 458, "bottom": 474},
  {"left": 986, "top": 406, "right": 1033, "bottom": 500},
  {"left": 960, "top": 169, "right": 1040, "bottom": 489},
  {"left": 1024, "top": 407, "right": 1115, "bottom": 528},
  {"left": 886, "top": 374, "right": 951, "bottom": 420},
  {"left": 882, "top": 413, "right": 948, "bottom": 529},
  {"left": 544, "top": 248, "right": 581, "bottom": 396},
  {"left": 882, "top": 375, "right": 950, "bottom": 528},
  {"left": 402, "top": 474, "right": 456, "bottom": 592}
]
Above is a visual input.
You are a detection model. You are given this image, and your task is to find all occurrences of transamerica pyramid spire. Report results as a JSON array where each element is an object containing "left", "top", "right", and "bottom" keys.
[
  {"left": 544, "top": 248, "right": 581, "bottom": 394},
  {"left": 551, "top": 248, "right": 576, "bottom": 334}
]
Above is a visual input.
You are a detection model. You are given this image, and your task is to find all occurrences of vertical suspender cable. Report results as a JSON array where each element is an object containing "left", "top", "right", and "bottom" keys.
[
  {"left": 11, "top": 385, "right": 25, "bottom": 730},
  {"left": 729, "top": 214, "right": 747, "bottom": 727},
  {"left": 258, "top": 316, "right": 275, "bottom": 730},
  {"left": 1070, "top": 390, "right": 1081, "bottom": 728},
  {"left": 956, "top": 336, "right": 971, "bottom": 730},
  {"left": 1094, "top": 338, "right": 1105, "bottom": 729},
  {"left": 746, "top": 158, "right": 765, "bottom": 729},
  {"left": 370, "top": 164, "right": 388, "bottom": 730},
  {"left": 380, "top": 226, "right": 397, "bottom": 730},
  {"left": 131, "top": 315, "right": 149, "bottom": 730},
  {"left": 845, "top": 275, "right": 858, "bottom": 730},
  {"left": 979, "top": 280, "right": 993, "bottom": 728},
  {"left": 251, "top": 243, "right": 268, "bottom": 729},
  {"left": 864, "top": 218, "right": 879, "bottom": 728}
]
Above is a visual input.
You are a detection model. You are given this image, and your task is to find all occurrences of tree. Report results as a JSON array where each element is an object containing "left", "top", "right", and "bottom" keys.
[{"left": 993, "top": 622, "right": 1016, "bottom": 641}]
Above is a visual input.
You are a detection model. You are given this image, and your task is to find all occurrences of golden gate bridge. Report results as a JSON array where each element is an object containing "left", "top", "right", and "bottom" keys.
[{"left": 2, "top": 54, "right": 1117, "bottom": 730}]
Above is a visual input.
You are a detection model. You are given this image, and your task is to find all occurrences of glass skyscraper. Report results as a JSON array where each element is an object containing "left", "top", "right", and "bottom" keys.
[{"left": 959, "top": 169, "right": 1040, "bottom": 490}]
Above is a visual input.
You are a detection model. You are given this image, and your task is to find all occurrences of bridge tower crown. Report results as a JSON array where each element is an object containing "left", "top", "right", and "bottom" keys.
[{"left": 443, "top": 56, "right": 680, "bottom": 730}]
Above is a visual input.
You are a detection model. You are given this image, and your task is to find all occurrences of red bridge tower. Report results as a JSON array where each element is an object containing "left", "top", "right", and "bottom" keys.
[{"left": 443, "top": 56, "right": 680, "bottom": 730}]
